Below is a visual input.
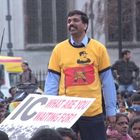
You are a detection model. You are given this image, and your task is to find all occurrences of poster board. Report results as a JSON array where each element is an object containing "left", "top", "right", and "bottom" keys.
[{"left": 0, "top": 94, "right": 95, "bottom": 140}]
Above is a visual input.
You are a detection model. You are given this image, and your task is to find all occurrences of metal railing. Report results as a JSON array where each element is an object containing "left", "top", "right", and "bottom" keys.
[{"left": 33, "top": 70, "right": 47, "bottom": 90}]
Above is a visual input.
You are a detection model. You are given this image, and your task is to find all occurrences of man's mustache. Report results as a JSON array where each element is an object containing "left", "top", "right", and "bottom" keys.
[{"left": 69, "top": 25, "right": 77, "bottom": 30}]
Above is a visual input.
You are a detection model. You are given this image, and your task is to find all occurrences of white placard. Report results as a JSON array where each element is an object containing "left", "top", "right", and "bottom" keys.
[{"left": 0, "top": 94, "right": 95, "bottom": 140}]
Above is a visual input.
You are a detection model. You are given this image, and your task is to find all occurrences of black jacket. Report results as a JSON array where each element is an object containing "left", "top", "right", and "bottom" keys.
[{"left": 112, "top": 59, "right": 139, "bottom": 85}]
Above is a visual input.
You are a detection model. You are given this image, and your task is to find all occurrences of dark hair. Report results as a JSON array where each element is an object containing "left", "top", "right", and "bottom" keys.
[
  {"left": 8, "top": 86, "right": 16, "bottom": 94},
  {"left": 68, "top": 10, "right": 89, "bottom": 26},
  {"left": 118, "top": 101, "right": 126, "bottom": 107},
  {"left": 57, "top": 128, "right": 77, "bottom": 140},
  {"left": 30, "top": 128, "right": 63, "bottom": 140},
  {"left": 79, "top": 51, "right": 87, "bottom": 56},
  {"left": 0, "top": 130, "right": 9, "bottom": 140},
  {"left": 116, "top": 113, "right": 129, "bottom": 123},
  {"left": 129, "top": 116, "right": 140, "bottom": 130},
  {"left": 121, "top": 50, "right": 131, "bottom": 58},
  {"left": 131, "top": 93, "right": 140, "bottom": 102},
  {"left": 22, "top": 61, "right": 32, "bottom": 72},
  {"left": 22, "top": 61, "right": 29, "bottom": 66}
]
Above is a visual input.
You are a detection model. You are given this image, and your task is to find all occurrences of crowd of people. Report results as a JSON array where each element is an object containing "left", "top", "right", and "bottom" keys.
[
  {"left": 0, "top": 60, "right": 38, "bottom": 121},
  {"left": 112, "top": 50, "right": 139, "bottom": 97},
  {"left": 0, "top": 127, "right": 78, "bottom": 140},
  {"left": 0, "top": 10, "right": 140, "bottom": 140},
  {"left": 0, "top": 115, "right": 140, "bottom": 140}
]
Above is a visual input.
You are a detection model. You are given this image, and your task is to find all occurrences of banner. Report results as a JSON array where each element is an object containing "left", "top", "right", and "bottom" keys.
[
  {"left": 0, "top": 56, "right": 23, "bottom": 72},
  {"left": 0, "top": 94, "right": 95, "bottom": 140}
]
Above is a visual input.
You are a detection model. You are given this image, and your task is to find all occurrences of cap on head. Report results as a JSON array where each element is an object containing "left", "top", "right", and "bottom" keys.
[{"left": 128, "top": 105, "right": 140, "bottom": 112}]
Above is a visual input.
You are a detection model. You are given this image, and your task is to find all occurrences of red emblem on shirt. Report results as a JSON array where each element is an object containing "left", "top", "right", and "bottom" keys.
[{"left": 64, "top": 64, "right": 95, "bottom": 88}]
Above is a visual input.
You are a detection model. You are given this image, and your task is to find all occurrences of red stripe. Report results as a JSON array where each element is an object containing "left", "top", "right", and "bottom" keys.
[{"left": 0, "top": 59, "right": 22, "bottom": 62}]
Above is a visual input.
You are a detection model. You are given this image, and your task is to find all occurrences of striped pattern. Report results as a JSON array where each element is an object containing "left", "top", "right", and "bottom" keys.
[{"left": 0, "top": 56, "right": 23, "bottom": 72}]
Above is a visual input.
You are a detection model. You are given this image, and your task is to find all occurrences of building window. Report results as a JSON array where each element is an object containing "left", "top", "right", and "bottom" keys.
[
  {"left": 106, "top": 0, "right": 140, "bottom": 47},
  {"left": 24, "top": 0, "right": 67, "bottom": 49},
  {"left": 107, "top": 0, "right": 133, "bottom": 42},
  {"left": 121, "top": 0, "right": 133, "bottom": 41},
  {"left": 136, "top": 0, "right": 140, "bottom": 41},
  {"left": 107, "top": 0, "right": 118, "bottom": 41}
]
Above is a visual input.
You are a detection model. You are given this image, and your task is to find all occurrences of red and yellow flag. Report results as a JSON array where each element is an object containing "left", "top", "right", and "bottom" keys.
[{"left": 0, "top": 56, "right": 23, "bottom": 72}]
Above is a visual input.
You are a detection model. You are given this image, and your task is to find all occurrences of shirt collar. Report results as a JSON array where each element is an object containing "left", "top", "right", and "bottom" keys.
[{"left": 70, "top": 35, "right": 88, "bottom": 46}]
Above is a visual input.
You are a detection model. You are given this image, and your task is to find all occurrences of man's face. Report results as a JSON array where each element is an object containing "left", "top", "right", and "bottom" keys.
[
  {"left": 67, "top": 14, "right": 87, "bottom": 36},
  {"left": 125, "top": 52, "right": 131, "bottom": 61}
]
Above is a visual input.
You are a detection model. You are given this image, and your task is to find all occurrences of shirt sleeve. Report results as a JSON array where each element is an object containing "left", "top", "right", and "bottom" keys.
[
  {"left": 133, "top": 62, "right": 139, "bottom": 78},
  {"left": 100, "top": 69, "right": 117, "bottom": 116},
  {"left": 44, "top": 71, "right": 60, "bottom": 95},
  {"left": 98, "top": 43, "right": 111, "bottom": 72}
]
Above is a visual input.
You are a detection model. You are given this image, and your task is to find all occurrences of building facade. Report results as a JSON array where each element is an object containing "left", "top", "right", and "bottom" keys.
[{"left": 0, "top": 0, "right": 140, "bottom": 71}]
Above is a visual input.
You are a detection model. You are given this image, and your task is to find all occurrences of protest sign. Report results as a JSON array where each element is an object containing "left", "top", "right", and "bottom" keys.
[{"left": 0, "top": 94, "right": 95, "bottom": 140}]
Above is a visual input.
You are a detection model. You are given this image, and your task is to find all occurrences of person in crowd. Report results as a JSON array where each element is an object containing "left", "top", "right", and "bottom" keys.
[
  {"left": 127, "top": 94, "right": 140, "bottom": 120},
  {"left": 117, "top": 101, "right": 128, "bottom": 115},
  {"left": 0, "top": 99, "right": 8, "bottom": 122},
  {"left": 7, "top": 86, "right": 17, "bottom": 102},
  {"left": 30, "top": 128, "right": 63, "bottom": 140},
  {"left": 19, "top": 61, "right": 37, "bottom": 84},
  {"left": 127, "top": 105, "right": 140, "bottom": 120},
  {"left": 129, "top": 116, "right": 140, "bottom": 140},
  {"left": 106, "top": 113, "right": 133, "bottom": 140},
  {"left": 112, "top": 50, "right": 139, "bottom": 97},
  {"left": 44, "top": 10, "right": 117, "bottom": 140},
  {"left": 131, "top": 93, "right": 140, "bottom": 105},
  {"left": 1, "top": 86, "right": 18, "bottom": 117},
  {"left": 57, "top": 127, "right": 77, "bottom": 140},
  {"left": 117, "top": 93, "right": 124, "bottom": 103},
  {"left": 0, "top": 130, "right": 9, "bottom": 140}
]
